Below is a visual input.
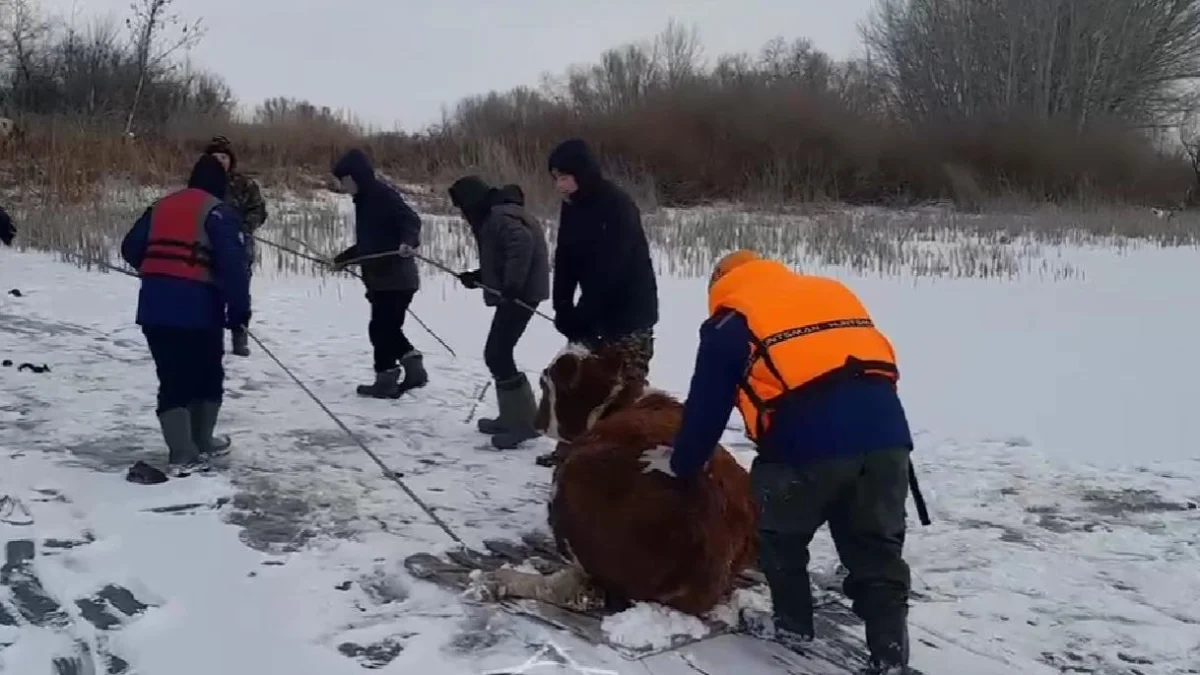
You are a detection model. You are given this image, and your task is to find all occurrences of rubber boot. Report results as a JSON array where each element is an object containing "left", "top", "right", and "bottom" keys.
[
  {"left": 230, "top": 328, "right": 250, "bottom": 357},
  {"left": 157, "top": 407, "right": 204, "bottom": 475},
  {"left": 863, "top": 613, "right": 912, "bottom": 674},
  {"left": 476, "top": 381, "right": 507, "bottom": 435},
  {"left": 190, "top": 400, "right": 231, "bottom": 457},
  {"left": 490, "top": 373, "right": 540, "bottom": 450},
  {"left": 356, "top": 367, "right": 402, "bottom": 398},
  {"left": 397, "top": 350, "right": 428, "bottom": 393}
]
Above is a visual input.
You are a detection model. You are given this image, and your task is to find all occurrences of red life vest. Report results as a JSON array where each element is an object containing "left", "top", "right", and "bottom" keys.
[{"left": 139, "top": 188, "right": 223, "bottom": 284}]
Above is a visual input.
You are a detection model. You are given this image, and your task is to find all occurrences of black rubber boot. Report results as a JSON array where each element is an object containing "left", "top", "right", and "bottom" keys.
[
  {"left": 356, "top": 367, "right": 402, "bottom": 398},
  {"left": 397, "top": 350, "right": 428, "bottom": 393},
  {"left": 230, "top": 328, "right": 250, "bottom": 357}
]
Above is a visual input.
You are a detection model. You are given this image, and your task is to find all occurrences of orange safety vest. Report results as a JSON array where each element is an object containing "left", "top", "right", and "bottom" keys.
[
  {"left": 708, "top": 258, "right": 899, "bottom": 443},
  {"left": 138, "top": 188, "right": 222, "bottom": 284}
]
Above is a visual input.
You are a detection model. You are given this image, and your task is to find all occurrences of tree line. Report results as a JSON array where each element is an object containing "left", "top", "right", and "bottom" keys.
[{"left": 4, "top": 0, "right": 1200, "bottom": 206}]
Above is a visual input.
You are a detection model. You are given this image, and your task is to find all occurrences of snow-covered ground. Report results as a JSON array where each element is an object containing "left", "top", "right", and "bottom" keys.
[{"left": 2, "top": 205, "right": 1199, "bottom": 674}]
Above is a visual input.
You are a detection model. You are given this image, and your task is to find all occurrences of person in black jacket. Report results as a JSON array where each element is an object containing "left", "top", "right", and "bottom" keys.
[
  {"left": 329, "top": 148, "right": 427, "bottom": 398},
  {"left": 0, "top": 205, "right": 14, "bottom": 246},
  {"left": 547, "top": 138, "right": 659, "bottom": 389},
  {"left": 448, "top": 176, "right": 550, "bottom": 449}
]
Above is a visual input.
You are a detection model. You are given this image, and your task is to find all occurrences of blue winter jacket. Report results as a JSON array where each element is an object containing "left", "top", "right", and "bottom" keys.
[
  {"left": 331, "top": 149, "right": 422, "bottom": 291},
  {"left": 120, "top": 157, "right": 250, "bottom": 330},
  {"left": 669, "top": 309, "right": 914, "bottom": 477}
]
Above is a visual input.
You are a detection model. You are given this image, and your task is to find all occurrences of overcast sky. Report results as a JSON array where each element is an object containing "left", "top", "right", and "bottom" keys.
[{"left": 40, "top": 0, "right": 876, "bottom": 132}]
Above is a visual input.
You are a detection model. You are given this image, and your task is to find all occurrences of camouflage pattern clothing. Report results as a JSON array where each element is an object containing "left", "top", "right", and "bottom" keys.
[
  {"left": 587, "top": 328, "right": 654, "bottom": 390},
  {"left": 226, "top": 170, "right": 267, "bottom": 272}
]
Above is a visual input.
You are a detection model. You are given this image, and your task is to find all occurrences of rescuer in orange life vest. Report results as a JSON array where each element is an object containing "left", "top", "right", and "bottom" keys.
[
  {"left": 120, "top": 154, "right": 251, "bottom": 476},
  {"left": 640, "top": 250, "right": 919, "bottom": 675}
]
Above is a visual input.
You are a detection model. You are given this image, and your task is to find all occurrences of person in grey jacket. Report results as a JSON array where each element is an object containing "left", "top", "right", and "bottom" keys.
[
  {"left": 330, "top": 148, "right": 427, "bottom": 398},
  {"left": 448, "top": 176, "right": 550, "bottom": 449}
]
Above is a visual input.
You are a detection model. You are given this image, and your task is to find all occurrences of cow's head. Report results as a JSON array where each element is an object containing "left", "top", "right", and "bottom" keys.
[{"left": 534, "top": 341, "right": 644, "bottom": 443}]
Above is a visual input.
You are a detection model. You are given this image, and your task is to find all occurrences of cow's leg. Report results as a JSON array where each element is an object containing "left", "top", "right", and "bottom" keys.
[{"left": 482, "top": 563, "right": 600, "bottom": 611}]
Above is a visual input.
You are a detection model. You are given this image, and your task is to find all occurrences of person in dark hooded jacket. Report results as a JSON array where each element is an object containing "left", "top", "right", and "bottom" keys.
[
  {"left": 547, "top": 138, "right": 659, "bottom": 389},
  {"left": 1, "top": 205, "right": 14, "bottom": 246},
  {"left": 448, "top": 176, "right": 550, "bottom": 449},
  {"left": 329, "top": 148, "right": 427, "bottom": 398},
  {"left": 120, "top": 154, "right": 250, "bottom": 475}
]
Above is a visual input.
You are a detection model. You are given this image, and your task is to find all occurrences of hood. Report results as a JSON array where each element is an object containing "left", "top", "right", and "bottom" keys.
[
  {"left": 448, "top": 175, "right": 494, "bottom": 211},
  {"left": 204, "top": 135, "right": 237, "bottom": 170},
  {"left": 547, "top": 138, "right": 603, "bottom": 190},
  {"left": 498, "top": 183, "right": 525, "bottom": 205},
  {"left": 187, "top": 153, "right": 229, "bottom": 200},
  {"left": 332, "top": 148, "right": 377, "bottom": 186}
]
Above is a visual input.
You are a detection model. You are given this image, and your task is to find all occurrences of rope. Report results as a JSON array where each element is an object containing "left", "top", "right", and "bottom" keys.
[
  {"left": 252, "top": 235, "right": 457, "bottom": 358},
  {"left": 39, "top": 248, "right": 468, "bottom": 547},
  {"left": 408, "top": 251, "right": 556, "bottom": 323},
  {"left": 246, "top": 330, "right": 465, "bottom": 545}
]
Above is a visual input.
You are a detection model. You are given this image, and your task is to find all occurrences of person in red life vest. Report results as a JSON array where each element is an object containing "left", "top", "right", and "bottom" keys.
[
  {"left": 120, "top": 154, "right": 251, "bottom": 475},
  {"left": 640, "top": 250, "right": 918, "bottom": 675}
]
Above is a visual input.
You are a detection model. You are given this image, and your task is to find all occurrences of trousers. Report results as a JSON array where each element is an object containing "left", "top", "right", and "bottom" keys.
[
  {"left": 143, "top": 325, "right": 224, "bottom": 414},
  {"left": 367, "top": 289, "right": 416, "bottom": 372},
  {"left": 484, "top": 302, "right": 535, "bottom": 381}
]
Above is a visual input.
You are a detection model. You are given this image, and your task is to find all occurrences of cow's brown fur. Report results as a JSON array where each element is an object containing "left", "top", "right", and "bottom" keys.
[{"left": 548, "top": 389, "right": 758, "bottom": 616}]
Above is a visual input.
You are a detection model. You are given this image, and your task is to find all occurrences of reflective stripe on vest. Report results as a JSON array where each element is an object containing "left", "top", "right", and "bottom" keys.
[
  {"left": 707, "top": 259, "right": 899, "bottom": 443},
  {"left": 139, "top": 188, "right": 222, "bottom": 284}
]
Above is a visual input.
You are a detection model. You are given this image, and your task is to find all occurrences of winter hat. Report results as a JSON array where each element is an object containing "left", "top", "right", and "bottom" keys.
[
  {"left": 187, "top": 153, "right": 229, "bottom": 200},
  {"left": 709, "top": 249, "right": 761, "bottom": 288},
  {"left": 448, "top": 175, "right": 494, "bottom": 211},
  {"left": 499, "top": 183, "right": 525, "bottom": 205},
  {"left": 204, "top": 135, "right": 237, "bottom": 169},
  {"left": 547, "top": 138, "right": 602, "bottom": 184}
]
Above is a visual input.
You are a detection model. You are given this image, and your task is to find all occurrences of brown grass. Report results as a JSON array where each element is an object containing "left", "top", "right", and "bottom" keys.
[{"left": 3, "top": 89, "right": 1193, "bottom": 215}]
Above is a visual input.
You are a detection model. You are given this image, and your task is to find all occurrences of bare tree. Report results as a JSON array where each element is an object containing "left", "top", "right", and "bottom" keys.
[
  {"left": 122, "top": 0, "right": 203, "bottom": 135},
  {"left": 862, "top": 0, "right": 1200, "bottom": 129}
]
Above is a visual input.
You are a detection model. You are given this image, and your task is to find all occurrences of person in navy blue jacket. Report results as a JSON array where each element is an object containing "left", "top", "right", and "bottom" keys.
[
  {"left": 639, "top": 250, "right": 916, "bottom": 675},
  {"left": 121, "top": 154, "right": 250, "bottom": 475},
  {"left": 329, "top": 148, "right": 427, "bottom": 398}
]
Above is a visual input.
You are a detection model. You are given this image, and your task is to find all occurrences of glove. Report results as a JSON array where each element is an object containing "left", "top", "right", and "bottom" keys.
[
  {"left": 227, "top": 310, "right": 251, "bottom": 330},
  {"left": 329, "top": 246, "right": 354, "bottom": 272},
  {"left": 639, "top": 446, "right": 677, "bottom": 478},
  {"left": 457, "top": 269, "right": 481, "bottom": 289},
  {"left": 396, "top": 243, "right": 415, "bottom": 258}
]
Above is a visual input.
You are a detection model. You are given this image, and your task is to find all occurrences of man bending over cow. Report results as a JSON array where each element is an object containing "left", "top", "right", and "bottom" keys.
[
  {"left": 546, "top": 138, "right": 658, "bottom": 389},
  {"left": 640, "top": 250, "right": 917, "bottom": 675},
  {"left": 448, "top": 176, "right": 550, "bottom": 449}
]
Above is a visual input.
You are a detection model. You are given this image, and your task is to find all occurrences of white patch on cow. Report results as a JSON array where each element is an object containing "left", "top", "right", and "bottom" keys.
[
  {"left": 584, "top": 379, "right": 625, "bottom": 433},
  {"left": 638, "top": 387, "right": 672, "bottom": 401},
  {"left": 541, "top": 369, "right": 562, "bottom": 442},
  {"left": 555, "top": 340, "right": 592, "bottom": 361}
]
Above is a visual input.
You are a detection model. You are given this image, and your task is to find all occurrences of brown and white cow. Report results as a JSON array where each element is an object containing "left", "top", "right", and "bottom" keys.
[{"left": 479, "top": 341, "right": 758, "bottom": 617}]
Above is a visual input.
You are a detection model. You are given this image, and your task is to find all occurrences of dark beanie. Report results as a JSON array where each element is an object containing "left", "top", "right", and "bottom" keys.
[{"left": 187, "top": 154, "right": 229, "bottom": 200}]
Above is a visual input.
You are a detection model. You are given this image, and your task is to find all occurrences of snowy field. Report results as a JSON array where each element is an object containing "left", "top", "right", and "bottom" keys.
[{"left": 2, "top": 196, "right": 1200, "bottom": 674}]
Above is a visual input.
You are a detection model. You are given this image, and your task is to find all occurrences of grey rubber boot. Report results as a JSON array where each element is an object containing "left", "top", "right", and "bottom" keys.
[
  {"left": 190, "top": 400, "right": 231, "bottom": 456},
  {"left": 230, "top": 328, "right": 250, "bottom": 357},
  {"left": 356, "top": 367, "right": 402, "bottom": 398},
  {"left": 490, "top": 373, "right": 540, "bottom": 450},
  {"left": 477, "top": 380, "right": 508, "bottom": 435},
  {"left": 157, "top": 407, "right": 203, "bottom": 473},
  {"left": 397, "top": 350, "right": 428, "bottom": 392}
]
